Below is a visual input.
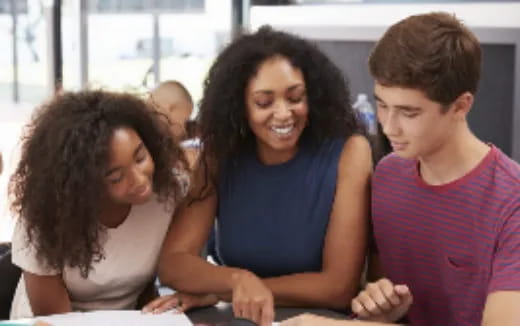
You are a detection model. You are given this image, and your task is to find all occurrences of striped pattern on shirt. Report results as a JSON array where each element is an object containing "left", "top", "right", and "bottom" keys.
[{"left": 372, "top": 145, "right": 520, "bottom": 326}]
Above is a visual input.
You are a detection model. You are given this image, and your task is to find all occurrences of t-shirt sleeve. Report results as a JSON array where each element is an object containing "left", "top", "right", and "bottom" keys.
[
  {"left": 488, "top": 206, "right": 520, "bottom": 293},
  {"left": 11, "top": 221, "right": 59, "bottom": 276}
]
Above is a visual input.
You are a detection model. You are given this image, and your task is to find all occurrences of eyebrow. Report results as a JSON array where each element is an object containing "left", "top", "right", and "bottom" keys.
[
  {"left": 105, "top": 142, "right": 145, "bottom": 177},
  {"left": 396, "top": 105, "right": 422, "bottom": 112},
  {"left": 374, "top": 94, "right": 422, "bottom": 112},
  {"left": 252, "top": 84, "right": 305, "bottom": 95}
]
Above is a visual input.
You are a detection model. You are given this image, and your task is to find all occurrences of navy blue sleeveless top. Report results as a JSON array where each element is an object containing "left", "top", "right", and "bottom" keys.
[{"left": 216, "top": 138, "right": 345, "bottom": 278}]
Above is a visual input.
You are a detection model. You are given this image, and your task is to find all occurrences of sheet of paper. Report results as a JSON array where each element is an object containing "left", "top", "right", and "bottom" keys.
[{"left": 37, "top": 310, "right": 193, "bottom": 326}]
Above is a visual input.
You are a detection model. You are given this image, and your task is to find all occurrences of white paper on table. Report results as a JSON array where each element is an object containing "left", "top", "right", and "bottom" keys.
[{"left": 37, "top": 310, "right": 193, "bottom": 326}]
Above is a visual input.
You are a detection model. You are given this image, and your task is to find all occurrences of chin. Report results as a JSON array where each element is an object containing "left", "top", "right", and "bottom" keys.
[
  {"left": 273, "top": 133, "right": 302, "bottom": 148},
  {"left": 131, "top": 192, "right": 153, "bottom": 205},
  {"left": 392, "top": 149, "right": 418, "bottom": 160},
  {"left": 271, "top": 141, "right": 299, "bottom": 153}
]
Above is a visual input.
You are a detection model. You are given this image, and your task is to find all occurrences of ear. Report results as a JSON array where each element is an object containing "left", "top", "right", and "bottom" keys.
[{"left": 452, "top": 92, "right": 474, "bottom": 120}]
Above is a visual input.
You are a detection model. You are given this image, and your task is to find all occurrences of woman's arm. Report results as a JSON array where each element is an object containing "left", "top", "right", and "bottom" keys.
[
  {"left": 157, "top": 162, "right": 274, "bottom": 326},
  {"left": 263, "top": 135, "right": 373, "bottom": 309},
  {"left": 23, "top": 271, "right": 72, "bottom": 316},
  {"left": 157, "top": 166, "right": 241, "bottom": 294}
]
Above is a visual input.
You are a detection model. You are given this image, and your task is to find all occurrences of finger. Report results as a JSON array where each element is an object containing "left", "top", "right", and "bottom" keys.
[
  {"left": 142, "top": 295, "right": 177, "bottom": 313},
  {"left": 371, "top": 282, "right": 393, "bottom": 311},
  {"left": 377, "top": 278, "right": 395, "bottom": 289},
  {"left": 260, "top": 300, "right": 275, "bottom": 326},
  {"left": 250, "top": 299, "right": 263, "bottom": 326},
  {"left": 394, "top": 284, "right": 411, "bottom": 298},
  {"left": 395, "top": 285, "right": 413, "bottom": 307},
  {"left": 232, "top": 298, "right": 242, "bottom": 318},
  {"left": 251, "top": 295, "right": 269, "bottom": 326},
  {"left": 142, "top": 297, "right": 165, "bottom": 313},
  {"left": 380, "top": 282, "right": 401, "bottom": 307},
  {"left": 403, "top": 294, "right": 413, "bottom": 308},
  {"left": 357, "top": 291, "right": 383, "bottom": 316},
  {"left": 351, "top": 298, "right": 371, "bottom": 318},
  {"left": 241, "top": 299, "right": 253, "bottom": 322},
  {"left": 153, "top": 298, "right": 180, "bottom": 314},
  {"left": 234, "top": 298, "right": 250, "bottom": 319},
  {"left": 176, "top": 299, "right": 193, "bottom": 313}
]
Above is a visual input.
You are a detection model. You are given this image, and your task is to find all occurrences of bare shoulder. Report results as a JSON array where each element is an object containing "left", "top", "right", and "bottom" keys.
[
  {"left": 342, "top": 134, "right": 371, "bottom": 154},
  {"left": 338, "top": 135, "right": 373, "bottom": 175}
]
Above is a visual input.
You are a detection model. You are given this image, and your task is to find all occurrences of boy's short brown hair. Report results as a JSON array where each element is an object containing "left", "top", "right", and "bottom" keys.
[{"left": 369, "top": 12, "right": 481, "bottom": 108}]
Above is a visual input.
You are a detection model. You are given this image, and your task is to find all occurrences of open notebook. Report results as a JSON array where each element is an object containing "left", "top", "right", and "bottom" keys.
[{"left": 36, "top": 310, "right": 193, "bottom": 326}]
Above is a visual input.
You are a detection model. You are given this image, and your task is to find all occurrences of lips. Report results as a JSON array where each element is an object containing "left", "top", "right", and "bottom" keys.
[
  {"left": 270, "top": 124, "right": 294, "bottom": 135},
  {"left": 390, "top": 140, "right": 408, "bottom": 151}
]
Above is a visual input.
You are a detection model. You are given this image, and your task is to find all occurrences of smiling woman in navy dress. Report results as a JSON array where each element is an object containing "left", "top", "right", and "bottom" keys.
[{"left": 146, "top": 27, "right": 373, "bottom": 326}]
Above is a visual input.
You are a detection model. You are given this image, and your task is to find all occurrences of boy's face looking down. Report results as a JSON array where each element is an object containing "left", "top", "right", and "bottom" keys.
[{"left": 374, "top": 82, "right": 472, "bottom": 160}]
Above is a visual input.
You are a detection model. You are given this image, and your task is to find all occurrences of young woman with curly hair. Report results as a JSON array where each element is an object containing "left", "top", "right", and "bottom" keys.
[
  {"left": 8, "top": 90, "right": 188, "bottom": 319},
  {"left": 145, "top": 27, "right": 373, "bottom": 325}
]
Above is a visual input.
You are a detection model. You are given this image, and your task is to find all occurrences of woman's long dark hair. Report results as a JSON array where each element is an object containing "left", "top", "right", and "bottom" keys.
[
  {"left": 196, "top": 26, "right": 364, "bottom": 195},
  {"left": 9, "top": 90, "right": 187, "bottom": 276}
]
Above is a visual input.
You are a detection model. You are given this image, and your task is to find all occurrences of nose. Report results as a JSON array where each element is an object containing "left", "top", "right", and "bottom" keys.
[
  {"left": 129, "top": 167, "right": 148, "bottom": 191},
  {"left": 379, "top": 110, "right": 401, "bottom": 137},
  {"left": 273, "top": 100, "right": 292, "bottom": 121}
]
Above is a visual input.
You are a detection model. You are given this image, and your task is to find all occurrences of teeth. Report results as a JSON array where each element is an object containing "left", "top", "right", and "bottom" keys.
[{"left": 271, "top": 125, "right": 294, "bottom": 135}]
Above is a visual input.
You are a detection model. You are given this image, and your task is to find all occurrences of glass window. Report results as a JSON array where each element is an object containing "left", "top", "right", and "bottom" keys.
[
  {"left": 88, "top": 0, "right": 205, "bottom": 13},
  {"left": 87, "top": 12, "right": 153, "bottom": 92},
  {"left": 157, "top": 0, "right": 231, "bottom": 115},
  {"left": 0, "top": 7, "right": 14, "bottom": 102},
  {"left": 158, "top": 11, "right": 216, "bottom": 107},
  {"left": 16, "top": 0, "right": 48, "bottom": 103}
]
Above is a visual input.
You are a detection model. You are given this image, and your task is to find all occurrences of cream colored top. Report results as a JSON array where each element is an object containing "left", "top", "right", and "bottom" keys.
[{"left": 10, "top": 197, "right": 173, "bottom": 319}]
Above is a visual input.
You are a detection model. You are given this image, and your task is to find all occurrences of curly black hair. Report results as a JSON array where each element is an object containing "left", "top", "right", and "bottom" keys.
[
  {"left": 9, "top": 90, "right": 187, "bottom": 277},
  {"left": 197, "top": 26, "right": 364, "bottom": 185}
]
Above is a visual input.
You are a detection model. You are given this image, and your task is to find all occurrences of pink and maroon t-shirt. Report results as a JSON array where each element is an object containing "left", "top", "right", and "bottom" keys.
[{"left": 372, "top": 145, "right": 520, "bottom": 326}]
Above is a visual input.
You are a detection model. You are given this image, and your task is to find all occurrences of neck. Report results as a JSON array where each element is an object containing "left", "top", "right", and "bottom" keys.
[
  {"left": 418, "top": 125, "right": 490, "bottom": 186},
  {"left": 99, "top": 199, "right": 131, "bottom": 228},
  {"left": 256, "top": 144, "right": 299, "bottom": 165}
]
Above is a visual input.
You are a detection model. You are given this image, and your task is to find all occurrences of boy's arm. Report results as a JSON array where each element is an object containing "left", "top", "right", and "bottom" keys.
[
  {"left": 481, "top": 291, "right": 520, "bottom": 326},
  {"left": 483, "top": 205, "right": 520, "bottom": 326}
]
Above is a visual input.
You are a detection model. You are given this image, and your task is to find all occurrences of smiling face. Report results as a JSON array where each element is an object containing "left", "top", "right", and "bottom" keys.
[
  {"left": 245, "top": 56, "right": 308, "bottom": 164},
  {"left": 104, "top": 127, "right": 155, "bottom": 205},
  {"left": 374, "top": 82, "right": 463, "bottom": 160}
]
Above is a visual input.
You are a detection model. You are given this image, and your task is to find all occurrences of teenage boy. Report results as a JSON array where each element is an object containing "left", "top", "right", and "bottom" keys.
[{"left": 282, "top": 12, "right": 520, "bottom": 326}]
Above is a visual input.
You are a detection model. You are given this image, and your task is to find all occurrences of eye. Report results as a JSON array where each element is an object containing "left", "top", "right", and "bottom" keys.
[
  {"left": 287, "top": 88, "right": 306, "bottom": 104},
  {"left": 287, "top": 96, "right": 304, "bottom": 104},
  {"left": 376, "top": 102, "right": 387, "bottom": 110},
  {"left": 135, "top": 146, "right": 149, "bottom": 163},
  {"left": 401, "top": 111, "right": 419, "bottom": 118},
  {"left": 107, "top": 173, "right": 123, "bottom": 184},
  {"left": 136, "top": 153, "right": 147, "bottom": 163},
  {"left": 255, "top": 100, "right": 273, "bottom": 109}
]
